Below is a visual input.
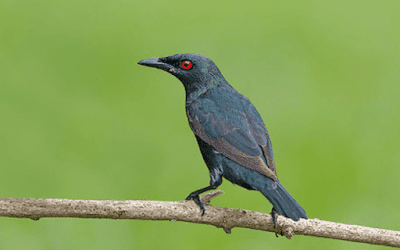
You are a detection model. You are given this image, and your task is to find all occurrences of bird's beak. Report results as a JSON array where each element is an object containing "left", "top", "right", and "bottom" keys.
[{"left": 138, "top": 57, "right": 177, "bottom": 74}]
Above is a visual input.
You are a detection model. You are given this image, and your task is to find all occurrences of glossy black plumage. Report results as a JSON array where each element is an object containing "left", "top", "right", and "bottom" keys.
[{"left": 138, "top": 53, "right": 307, "bottom": 225}]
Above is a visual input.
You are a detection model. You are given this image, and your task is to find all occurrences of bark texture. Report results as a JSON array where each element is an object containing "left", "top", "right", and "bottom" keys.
[{"left": 1, "top": 191, "right": 399, "bottom": 248}]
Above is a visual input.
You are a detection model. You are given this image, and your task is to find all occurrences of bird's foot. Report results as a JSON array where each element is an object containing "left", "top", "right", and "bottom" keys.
[
  {"left": 271, "top": 208, "right": 283, "bottom": 237},
  {"left": 185, "top": 193, "right": 205, "bottom": 216}
]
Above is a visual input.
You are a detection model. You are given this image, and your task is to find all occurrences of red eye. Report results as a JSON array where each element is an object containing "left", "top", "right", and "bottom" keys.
[{"left": 181, "top": 60, "right": 193, "bottom": 70}]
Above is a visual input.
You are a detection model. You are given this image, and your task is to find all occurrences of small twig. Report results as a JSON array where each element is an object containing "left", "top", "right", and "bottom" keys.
[
  {"left": 200, "top": 190, "right": 224, "bottom": 205},
  {"left": 0, "top": 191, "right": 399, "bottom": 248}
]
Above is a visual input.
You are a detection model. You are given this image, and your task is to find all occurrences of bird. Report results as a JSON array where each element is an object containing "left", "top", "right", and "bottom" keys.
[{"left": 138, "top": 53, "right": 307, "bottom": 230}]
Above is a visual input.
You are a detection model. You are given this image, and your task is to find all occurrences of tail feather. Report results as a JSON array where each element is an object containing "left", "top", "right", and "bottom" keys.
[{"left": 261, "top": 180, "right": 307, "bottom": 221}]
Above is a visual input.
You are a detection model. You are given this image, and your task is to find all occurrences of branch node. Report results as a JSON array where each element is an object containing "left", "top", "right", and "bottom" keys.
[
  {"left": 282, "top": 225, "right": 294, "bottom": 239},
  {"left": 200, "top": 190, "right": 224, "bottom": 205},
  {"left": 223, "top": 227, "right": 232, "bottom": 234}
]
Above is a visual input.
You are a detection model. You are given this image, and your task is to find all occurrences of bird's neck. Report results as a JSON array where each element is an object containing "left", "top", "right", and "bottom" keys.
[
  {"left": 184, "top": 78, "right": 228, "bottom": 104},
  {"left": 185, "top": 84, "right": 208, "bottom": 104}
]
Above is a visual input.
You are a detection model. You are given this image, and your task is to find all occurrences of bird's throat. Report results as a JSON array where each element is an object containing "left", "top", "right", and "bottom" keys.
[{"left": 185, "top": 84, "right": 208, "bottom": 104}]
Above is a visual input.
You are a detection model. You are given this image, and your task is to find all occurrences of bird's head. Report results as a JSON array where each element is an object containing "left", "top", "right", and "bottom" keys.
[{"left": 138, "top": 53, "right": 226, "bottom": 97}]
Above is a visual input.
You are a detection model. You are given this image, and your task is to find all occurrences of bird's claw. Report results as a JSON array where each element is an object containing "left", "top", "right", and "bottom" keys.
[
  {"left": 271, "top": 208, "right": 283, "bottom": 237},
  {"left": 185, "top": 194, "right": 205, "bottom": 216}
]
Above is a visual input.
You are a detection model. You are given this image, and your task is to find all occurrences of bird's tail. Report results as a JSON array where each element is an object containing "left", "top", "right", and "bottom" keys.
[{"left": 260, "top": 180, "right": 307, "bottom": 221}]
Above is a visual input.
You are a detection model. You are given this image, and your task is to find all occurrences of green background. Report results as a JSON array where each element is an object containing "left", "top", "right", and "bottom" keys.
[{"left": 1, "top": 0, "right": 399, "bottom": 249}]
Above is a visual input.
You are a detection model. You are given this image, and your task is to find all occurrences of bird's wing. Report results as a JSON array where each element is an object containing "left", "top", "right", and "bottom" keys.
[{"left": 187, "top": 98, "right": 277, "bottom": 181}]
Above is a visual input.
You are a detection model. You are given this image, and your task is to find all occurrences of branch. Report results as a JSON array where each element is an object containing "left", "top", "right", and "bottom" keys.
[{"left": 1, "top": 191, "right": 399, "bottom": 248}]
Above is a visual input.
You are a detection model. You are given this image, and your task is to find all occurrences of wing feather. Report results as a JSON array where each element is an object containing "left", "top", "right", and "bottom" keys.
[{"left": 187, "top": 104, "right": 277, "bottom": 181}]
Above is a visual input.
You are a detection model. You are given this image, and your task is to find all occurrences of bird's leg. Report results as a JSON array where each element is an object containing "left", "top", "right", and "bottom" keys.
[
  {"left": 185, "top": 168, "right": 223, "bottom": 216},
  {"left": 271, "top": 207, "right": 283, "bottom": 237}
]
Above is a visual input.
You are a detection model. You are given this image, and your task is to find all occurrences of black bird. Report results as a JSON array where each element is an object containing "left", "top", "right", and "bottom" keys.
[{"left": 138, "top": 53, "right": 307, "bottom": 227}]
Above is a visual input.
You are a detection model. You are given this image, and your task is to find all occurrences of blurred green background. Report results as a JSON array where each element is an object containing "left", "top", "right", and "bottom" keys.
[{"left": 1, "top": 0, "right": 399, "bottom": 249}]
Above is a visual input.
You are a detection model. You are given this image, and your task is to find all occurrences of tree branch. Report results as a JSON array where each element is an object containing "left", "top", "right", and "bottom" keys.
[{"left": 1, "top": 191, "right": 399, "bottom": 248}]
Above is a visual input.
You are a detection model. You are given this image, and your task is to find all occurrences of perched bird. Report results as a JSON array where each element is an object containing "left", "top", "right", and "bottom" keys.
[{"left": 138, "top": 53, "right": 307, "bottom": 228}]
